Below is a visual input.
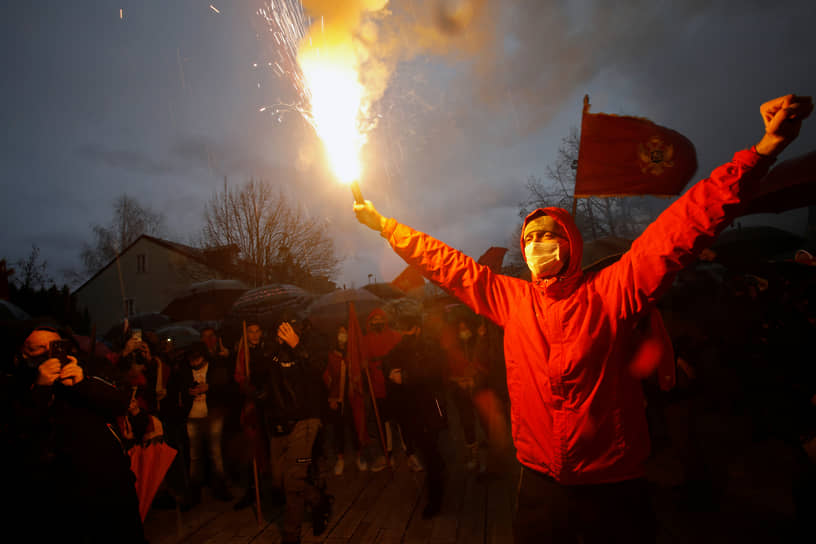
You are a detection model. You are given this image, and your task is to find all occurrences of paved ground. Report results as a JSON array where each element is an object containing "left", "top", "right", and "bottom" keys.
[{"left": 144, "top": 398, "right": 804, "bottom": 543}]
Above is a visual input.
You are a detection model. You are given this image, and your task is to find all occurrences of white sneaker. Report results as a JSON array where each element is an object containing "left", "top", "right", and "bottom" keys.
[
  {"left": 334, "top": 458, "right": 345, "bottom": 475},
  {"left": 370, "top": 455, "right": 387, "bottom": 472},
  {"left": 407, "top": 454, "right": 424, "bottom": 472},
  {"left": 356, "top": 456, "right": 368, "bottom": 471}
]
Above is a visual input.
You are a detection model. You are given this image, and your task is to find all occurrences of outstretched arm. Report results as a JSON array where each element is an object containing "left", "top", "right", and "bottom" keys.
[
  {"left": 598, "top": 94, "right": 812, "bottom": 319},
  {"left": 354, "top": 201, "right": 524, "bottom": 328}
]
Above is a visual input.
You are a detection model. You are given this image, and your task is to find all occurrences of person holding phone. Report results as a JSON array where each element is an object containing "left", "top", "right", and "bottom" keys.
[{"left": 1, "top": 326, "right": 145, "bottom": 542}]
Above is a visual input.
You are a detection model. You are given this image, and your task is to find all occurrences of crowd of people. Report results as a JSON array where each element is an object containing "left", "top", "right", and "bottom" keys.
[
  {"left": 1, "top": 93, "right": 814, "bottom": 544},
  {"left": 0, "top": 298, "right": 514, "bottom": 544}
]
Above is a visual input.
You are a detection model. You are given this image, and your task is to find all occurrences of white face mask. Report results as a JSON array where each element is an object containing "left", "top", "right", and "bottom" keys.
[
  {"left": 337, "top": 332, "right": 348, "bottom": 344},
  {"left": 525, "top": 240, "right": 563, "bottom": 277}
]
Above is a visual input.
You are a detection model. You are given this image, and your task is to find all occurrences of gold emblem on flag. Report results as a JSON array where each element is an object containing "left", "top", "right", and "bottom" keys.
[{"left": 638, "top": 137, "right": 675, "bottom": 175}]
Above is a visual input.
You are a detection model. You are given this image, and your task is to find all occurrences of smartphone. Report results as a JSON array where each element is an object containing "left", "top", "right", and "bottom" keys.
[{"left": 48, "top": 339, "right": 73, "bottom": 367}]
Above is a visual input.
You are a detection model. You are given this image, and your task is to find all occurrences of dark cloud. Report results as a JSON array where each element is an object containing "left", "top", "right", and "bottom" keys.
[
  {"left": 2, "top": 0, "right": 816, "bottom": 290},
  {"left": 75, "top": 144, "right": 180, "bottom": 176}
]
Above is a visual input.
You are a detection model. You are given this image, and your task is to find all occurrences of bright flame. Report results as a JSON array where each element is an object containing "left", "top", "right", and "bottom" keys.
[
  {"left": 293, "top": 0, "right": 390, "bottom": 186},
  {"left": 299, "top": 46, "right": 366, "bottom": 183}
]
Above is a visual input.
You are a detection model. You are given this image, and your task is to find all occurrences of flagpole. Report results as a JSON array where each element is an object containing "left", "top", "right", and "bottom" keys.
[
  {"left": 573, "top": 95, "right": 591, "bottom": 219},
  {"left": 349, "top": 300, "right": 390, "bottom": 469},
  {"left": 350, "top": 181, "right": 365, "bottom": 204},
  {"left": 363, "top": 361, "right": 390, "bottom": 468},
  {"left": 243, "top": 320, "right": 264, "bottom": 528},
  {"left": 339, "top": 359, "right": 346, "bottom": 416}
]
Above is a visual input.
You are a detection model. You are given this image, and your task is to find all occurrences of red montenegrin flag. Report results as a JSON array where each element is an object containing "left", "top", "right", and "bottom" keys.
[
  {"left": 574, "top": 95, "right": 698, "bottom": 198},
  {"left": 391, "top": 265, "right": 425, "bottom": 294},
  {"left": 477, "top": 247, "right": 508, "bottom": 273}
]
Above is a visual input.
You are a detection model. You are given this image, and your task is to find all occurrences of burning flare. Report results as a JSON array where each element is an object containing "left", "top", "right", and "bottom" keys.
[
  {"left": 298, "top": 44, "right": 366, "bottom": 183},
  {"left": 296, "top": 0, "right": 387, "bottom": 184}
]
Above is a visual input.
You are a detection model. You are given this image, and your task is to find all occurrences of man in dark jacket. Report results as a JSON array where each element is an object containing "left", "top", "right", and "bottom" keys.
[
  {"left": 172, "top": 341, "right": 235, "bottom": 502},
  {"left": 354, "top": 95, "right": 812, "bottom": 543},
  {"left": 382, "top": 316, "right": 448, "bottom": 518},
  {"left": 1, "top": 326, "right": 145, "bottom": 542},
  {"left": 262, "top": 315, "right": 332, "bottom": 544}
]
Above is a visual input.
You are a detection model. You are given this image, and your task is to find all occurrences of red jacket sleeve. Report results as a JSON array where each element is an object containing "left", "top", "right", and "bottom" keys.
[
  {"left": 381, "top": 219, "right": 526, "bottom": 328},
  {"left": 594, "top": 147, "right": 774, "bottom": 319}
]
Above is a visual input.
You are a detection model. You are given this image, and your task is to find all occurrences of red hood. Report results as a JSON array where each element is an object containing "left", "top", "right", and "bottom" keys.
[
  {"left": 366, "top": 307, "right": 388, "bottom": 326},
  {"left": 520, "top": 207, "right": 584, "bottom": 297},
  {"left": 364, "top": 307, "right": 401, "bottom": 360}
]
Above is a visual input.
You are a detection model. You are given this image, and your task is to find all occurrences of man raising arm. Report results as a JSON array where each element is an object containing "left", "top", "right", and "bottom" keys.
[{"left": 354, "top": 94, "right": 811, "bottom": 544}]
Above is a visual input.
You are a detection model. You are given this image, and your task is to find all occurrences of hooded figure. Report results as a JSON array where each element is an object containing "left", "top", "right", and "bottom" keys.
[
  {"left": 362, "top": 308, "right": 402, "bottom": 399},
  {"left": 353, "top": 94, "right": 812, "bottom": 543}
]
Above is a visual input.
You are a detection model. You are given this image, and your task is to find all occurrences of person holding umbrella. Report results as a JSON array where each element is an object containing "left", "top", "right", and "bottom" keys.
[
  {"left": 354, "top": 94, "right": 813, "bottom": 542},
  {"left": 261, "top": 313, "right": 333, "bottom": 543}
]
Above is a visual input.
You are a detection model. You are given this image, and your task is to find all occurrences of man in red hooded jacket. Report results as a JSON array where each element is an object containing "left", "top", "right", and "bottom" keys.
[{"left": 354, "top": 95, "right": 812, "bottom": 543}]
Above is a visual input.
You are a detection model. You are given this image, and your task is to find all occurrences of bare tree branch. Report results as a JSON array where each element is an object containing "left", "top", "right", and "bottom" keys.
[
  {"left": 201, "top": 178, "right": 339, "bottom": 289},
  {"left": 80, "top": 194, "right": 165, "bottom": 277}
]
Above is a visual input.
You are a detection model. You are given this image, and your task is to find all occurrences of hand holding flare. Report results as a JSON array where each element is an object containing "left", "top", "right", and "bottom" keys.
[{"left": 354, "top": 198, "right": 386, "bottom": 232}]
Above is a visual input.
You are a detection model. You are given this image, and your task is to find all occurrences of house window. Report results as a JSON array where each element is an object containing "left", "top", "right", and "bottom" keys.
[
  {"left": 136, "top": 254, "right": 147, "bottom": 273},
  {"left": 124, "top": 299, "right": 135, "bottom": 316}
]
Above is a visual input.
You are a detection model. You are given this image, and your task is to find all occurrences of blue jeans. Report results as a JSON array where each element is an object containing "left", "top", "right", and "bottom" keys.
[{"left": 186, "top": 414, "right": 226, "bottom": 486}]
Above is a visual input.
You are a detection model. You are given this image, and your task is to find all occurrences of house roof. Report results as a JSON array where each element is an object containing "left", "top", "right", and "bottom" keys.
[{"left": 72, "top": 234, "right": 212, "bottom": 295}]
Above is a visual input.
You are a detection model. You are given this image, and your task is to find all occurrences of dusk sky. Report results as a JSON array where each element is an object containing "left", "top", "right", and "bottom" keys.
[{"left": 2, "top": 0, "right": 815, "bottom": 290}]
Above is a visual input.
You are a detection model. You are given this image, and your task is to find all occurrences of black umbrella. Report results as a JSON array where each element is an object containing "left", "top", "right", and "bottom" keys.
[
  {"left": 156, "top": 325, "right": 201, "bottom": 350},
  {"left": 712, "top": 226, "right": 805, "bottom": 271},
  {"left": 381, "top": 297, "right": 425, "bottom": 328},
  {"left": 361, "top": 282, "right": 407, "bottom": 300},
  {"left": 581, "top": 236, "right": 633, "bottom": 273},
  {"left": 104, "top": 312, "right": 172, "bottom": 343},
  {"left": 162, "top": 279, "right": 248, "bottom": 322},
  {"left": 306, "top": 288, "right": 385, "bottom": 335},
  {"left": 740, "top": 150, "right": 816, "bottom": 216},
  {"left": 226, "top": 284, "right": 314, "bottom": 330},
  {"left": 0, "top": 300, "right": 31, "bottom": 321}
]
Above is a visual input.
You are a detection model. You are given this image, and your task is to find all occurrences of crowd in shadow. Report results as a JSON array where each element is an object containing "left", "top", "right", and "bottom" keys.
[{"left": 2, "top": 250, "right": 815, "bottom": 542}]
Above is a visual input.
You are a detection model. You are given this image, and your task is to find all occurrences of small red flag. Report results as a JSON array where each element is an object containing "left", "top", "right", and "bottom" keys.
[
  {"left": 574, "top": 96, "right": 697, "bottom": 198},
  {"left": 347, "top": 301, "right": 365, "bottom": 382},
  {"left": 346, "top": 302, "right": 369, "bottom": 445},
  {"left": 477, "top": 247, "right": 507, "bottom": 273},
  {"left": 391, "top": 265, "right": 425, "bottom": 294}
]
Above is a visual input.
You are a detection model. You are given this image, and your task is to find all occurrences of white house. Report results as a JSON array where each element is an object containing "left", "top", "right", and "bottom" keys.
[{"left": 73, "top": 235, "right": 229, "bottom": 332}]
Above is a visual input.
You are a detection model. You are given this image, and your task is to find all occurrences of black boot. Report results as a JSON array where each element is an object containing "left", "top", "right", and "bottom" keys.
[{"left": 311, "top": 490, "right": 334, "bottom": 536}]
